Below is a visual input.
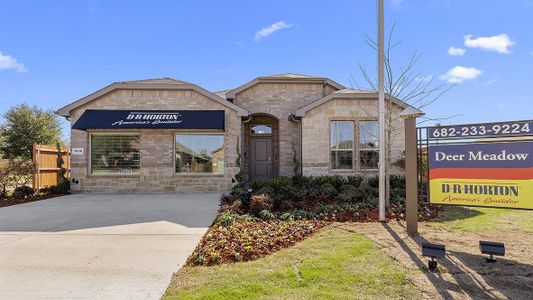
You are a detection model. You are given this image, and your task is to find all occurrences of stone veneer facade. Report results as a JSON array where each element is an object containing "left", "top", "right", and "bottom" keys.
[
  {"left": 69, "top": 89, "right": 240, "bottom": 193},
  {"left": 61, "top": 75, "right": 413, "bottom": 193},
  {"left": 301, "top": 98, "right": 405, "bottom": 176}
]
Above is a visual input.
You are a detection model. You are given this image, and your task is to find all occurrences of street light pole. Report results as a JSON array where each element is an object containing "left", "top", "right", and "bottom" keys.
[{"left": 377, "top": 0, "right": 386, "bottom": 222}]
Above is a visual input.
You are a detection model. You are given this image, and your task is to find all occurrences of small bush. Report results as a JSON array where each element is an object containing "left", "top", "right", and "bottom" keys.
[
  {"left": 390, "top": 188, "right": 406, "bottom": 204},
  {"left": 279, "top": 212, "right": 294, "bottom": 221},
  {"left": 54, "top": 179, "right": 70, "bottom": 194},
  {"left": 367, "top": 175, "right": 379, "bottom": 188},
  {"left": 347, "top": 176, "right": 364, "bottom": 187},
  {"left": 12, "top": 185, "right": 34, "bottom": 199},
  {"left": 215, "top": 211, "right": 239, "bottom": 226},
  {"left": 319, "top": 183, "right": 338, "bottom": 200},
  {"left": 390, "top": 175, "right": 406, "bottom": 190},
  {"left": 230, "top": 187, "right": 250, "bottom": 206},
  {"left": 249, "top": 194, "right": 273, "bottom": 216},
  {"left": 220, "top": 193, "right": 236, "bottom": 206},
  {"left": 259, "top": 209, "right": 276, "bottom": 220},
  {"left": 338, "top": 185, "right": 367, "bottom": 203}
]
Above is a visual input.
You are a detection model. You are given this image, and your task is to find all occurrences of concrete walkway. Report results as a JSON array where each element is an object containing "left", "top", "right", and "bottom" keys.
[{"left": 0, "top": 193, "right": 219, "bottom": 300}]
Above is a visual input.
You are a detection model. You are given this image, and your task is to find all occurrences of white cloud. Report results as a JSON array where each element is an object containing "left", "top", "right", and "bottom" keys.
[
  {"left": 254, "top": 21, "right": 293, "bottom": 42},
  {"left": 448, "top": 47, "right": 466, "bottom": 56},
  {"left": 464, "top": 34, "right": 516, "bottom": 54},
  {"left": 0, "top": 52, "right": 27, "bottom": 72},
  {"left": 439, "top": 66, "right": 482, "bottom": 83}
]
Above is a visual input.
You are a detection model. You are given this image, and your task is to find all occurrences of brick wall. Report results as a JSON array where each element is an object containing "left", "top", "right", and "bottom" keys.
[
  {"left": 301, "top": 98, "right": 406, "bottom": 176},
  {"left": 69, "top": 89, "right": 240, "bottom": 193},
  {"left": 234, "top": 82, "right": 335, "bottom": 176}
]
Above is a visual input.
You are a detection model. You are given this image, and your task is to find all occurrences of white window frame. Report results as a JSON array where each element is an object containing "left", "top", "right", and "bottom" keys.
[
  {"left": 329, "top": 120, "right": 355, "bottom": 171},
  {"left": 174, "top": 131, "right": 225, "bottom": 176},
  {"left": 88, "top": 132, "right": 141, "bottom": 176},
  {"left": 358, "top": 120, "right": 379, "bottom": 171}
]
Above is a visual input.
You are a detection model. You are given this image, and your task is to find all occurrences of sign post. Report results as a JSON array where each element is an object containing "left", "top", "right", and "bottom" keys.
[{"left": 401, "top": 107, "right": 425, "bottom": 235}]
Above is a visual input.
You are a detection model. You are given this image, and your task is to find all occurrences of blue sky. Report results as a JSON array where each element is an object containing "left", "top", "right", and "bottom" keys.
[{"left": 1, "top": 0, "right": 532, "bottom": 138}]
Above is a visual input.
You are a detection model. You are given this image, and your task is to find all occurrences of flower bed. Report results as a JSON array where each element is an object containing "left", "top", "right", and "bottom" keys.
[
  {"left": 0, "top": 191, "right": 68, "bottom": 208},
  {"left": 222, "top": 175, "right": 438, "bottom": 222},
  {"left": 187, "top": 175, "right": 439, "bottom": 267},
  {"left": 188, "top": 219, "right": 328, "bottom": 266}
]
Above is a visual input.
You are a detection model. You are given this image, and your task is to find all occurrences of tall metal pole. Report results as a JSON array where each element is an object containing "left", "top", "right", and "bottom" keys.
[{"left": 378, "top": 0, "right": 386, "bottom": 222}]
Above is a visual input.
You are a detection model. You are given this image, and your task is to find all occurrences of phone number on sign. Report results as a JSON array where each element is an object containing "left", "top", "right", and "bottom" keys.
[{"left": 429, "top": 122, "right": 532, "bottom": 138}]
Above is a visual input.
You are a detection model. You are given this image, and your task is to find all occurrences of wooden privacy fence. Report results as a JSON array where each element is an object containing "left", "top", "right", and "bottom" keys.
[{"left": 32, "top": 144, "right": 70, "bottom": 191}]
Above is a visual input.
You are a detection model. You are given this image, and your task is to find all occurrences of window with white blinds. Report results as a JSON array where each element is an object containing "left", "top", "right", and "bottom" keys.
[{"left": 90, "top": 134, "right": 140, "bottom": 174}]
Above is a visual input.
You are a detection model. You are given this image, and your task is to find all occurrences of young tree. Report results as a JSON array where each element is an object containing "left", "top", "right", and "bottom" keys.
[
  {"left": 0, "top": 104, "right": 63, "bottom": 159},
  {"left": 354, "top": 25, "right": 456, "bottom": 206}
]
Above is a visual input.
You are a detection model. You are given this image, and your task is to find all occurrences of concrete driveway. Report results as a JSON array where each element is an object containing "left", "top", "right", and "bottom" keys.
[{"left": 0, "top": 193, "right": 219, "bottom": 300}]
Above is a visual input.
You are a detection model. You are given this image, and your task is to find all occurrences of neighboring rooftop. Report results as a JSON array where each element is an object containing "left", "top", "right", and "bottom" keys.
[{"left": 213, "top": 89, "right": 231, "bottom": 99}]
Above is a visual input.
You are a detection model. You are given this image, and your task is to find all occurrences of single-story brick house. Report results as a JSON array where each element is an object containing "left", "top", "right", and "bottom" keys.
[{"left": 57, "top": 73, "right": 420, "bottom": 193}]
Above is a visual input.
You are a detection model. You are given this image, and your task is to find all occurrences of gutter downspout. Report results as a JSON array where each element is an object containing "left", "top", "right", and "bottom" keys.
[{"left": 289, "top": 113, "right": 303, "bottom": 176}]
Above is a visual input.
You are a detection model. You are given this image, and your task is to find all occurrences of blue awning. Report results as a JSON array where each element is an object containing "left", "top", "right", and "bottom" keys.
[{"left": 72, "top": 110, "right": 225, "bottom": 130}]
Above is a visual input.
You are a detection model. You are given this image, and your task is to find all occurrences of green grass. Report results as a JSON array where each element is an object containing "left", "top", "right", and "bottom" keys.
[
  {"left": 164, "top": 227, "right": 421, "bottom": 300},
  {"left": 427, "top": 206, "right": 533, "bottom": 233}
]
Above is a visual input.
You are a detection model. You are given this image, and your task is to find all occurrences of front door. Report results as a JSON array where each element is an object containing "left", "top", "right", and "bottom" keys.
[{"left": 250, "top": 138, "right": 272, "bottom": 180}]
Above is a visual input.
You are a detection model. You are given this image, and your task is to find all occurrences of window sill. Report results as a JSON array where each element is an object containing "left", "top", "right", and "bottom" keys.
[
  {"left": 174, "top": 173, "right": 225, "bottom": 177},
  {"left": 88, "top": 174, "right": 140, "bottom": 178}
]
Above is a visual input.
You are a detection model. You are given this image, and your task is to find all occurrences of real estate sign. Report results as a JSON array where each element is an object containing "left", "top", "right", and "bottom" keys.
[{"left": 429, "top": 141, "right": 533, "bottom": 210}]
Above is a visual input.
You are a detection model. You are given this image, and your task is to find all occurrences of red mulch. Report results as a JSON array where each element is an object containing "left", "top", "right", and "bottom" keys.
[{"left": 0, "top": 193, "right": 69, "bottom": 208}]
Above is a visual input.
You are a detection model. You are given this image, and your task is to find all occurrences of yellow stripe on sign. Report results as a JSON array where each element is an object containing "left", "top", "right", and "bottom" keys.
[{"left": 430, "top": 178, "right": 533, "bottom": 209}]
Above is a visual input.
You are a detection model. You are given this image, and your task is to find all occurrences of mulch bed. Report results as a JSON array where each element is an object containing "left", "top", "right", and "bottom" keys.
[
  {"left": 188, "top": 202, "right": 441, "bottom": 267},
  {"left": 0, "top": 193, "right": 68, "bottom": 208},
  {"left": 187, "top": 220, "right": 328, "bottom": 266}
]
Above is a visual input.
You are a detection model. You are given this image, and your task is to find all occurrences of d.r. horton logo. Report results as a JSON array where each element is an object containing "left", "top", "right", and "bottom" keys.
[
  {"left": 441, "top": 183, "right": 519, "bottom": 196},
  {"left": 112, "top": 112, "right": 183, "bottom": 126}
]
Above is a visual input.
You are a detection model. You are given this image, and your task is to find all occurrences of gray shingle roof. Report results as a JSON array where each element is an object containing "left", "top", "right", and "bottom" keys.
[
  {"left": 264, "top": 73, "right": 322, "bottom": 79},
  {"left": 118, "top": 78, "right": 190, "bottom": 85},
  {"left": 333, "top": 88, "right": 374, "bottom": 94}
]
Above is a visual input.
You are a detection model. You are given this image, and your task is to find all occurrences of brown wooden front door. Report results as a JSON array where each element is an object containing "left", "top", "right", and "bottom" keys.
[{"left": 250, "top": 138, "right": 272, "bottom": 180}]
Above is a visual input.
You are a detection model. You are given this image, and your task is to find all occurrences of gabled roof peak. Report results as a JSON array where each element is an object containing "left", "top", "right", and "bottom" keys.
[
  {"left": 263, "top": 73, "right": 322, "bottom": 79},
  {"left": 117, "top": 78, "right": 190, "bottom": 85}
]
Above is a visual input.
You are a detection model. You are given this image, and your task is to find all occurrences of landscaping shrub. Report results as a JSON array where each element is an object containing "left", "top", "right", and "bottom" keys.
[
  {"left": 319, "top": 183, "right": 338, "bottom": 200},
  {"left": 12, "top": 185, "right": 34, "bottom": 199},
  {"left": 347, "top": 175, "right": 364, "bottom": 187},
  {"left": 338, "top": 185, "right": 367, "bottom": 203},
  {"left": 258, "top": 209, "right": 276, "bottom": 220},
  {"left": 221, "top": 174, "right": 425, "bottom": 222},
  {"left": 0, "top": 159, "right": 36, "bottom": 198},
  {"left": 390, "top": 175, "right": 406, "bottom": 190},
  {"left": 249, "top": 194, "right": 272, "bottom": 216},
  {"left": 52, "top": 179, "right": 70, "bottom": 194},
  {"left": 367, "top": 175, "right": 380, "bottom": 188}
]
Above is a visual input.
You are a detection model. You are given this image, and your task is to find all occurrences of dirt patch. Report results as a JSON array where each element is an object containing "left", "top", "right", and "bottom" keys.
[{"left": 337, "top": 221, "right": 533, "bottom": 300}]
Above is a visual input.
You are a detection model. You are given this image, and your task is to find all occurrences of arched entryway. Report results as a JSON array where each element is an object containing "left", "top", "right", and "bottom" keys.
[{"left": 243, "top": 114, "right": 279, "bottom": 181}]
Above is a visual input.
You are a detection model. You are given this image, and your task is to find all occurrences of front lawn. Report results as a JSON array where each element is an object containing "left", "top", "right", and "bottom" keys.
[
  {"left": 427, "top": 205, "right": 533, "bottom": 233},
  {"left": 163, "top": 226, "right": 422, "bottom": 300}
]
